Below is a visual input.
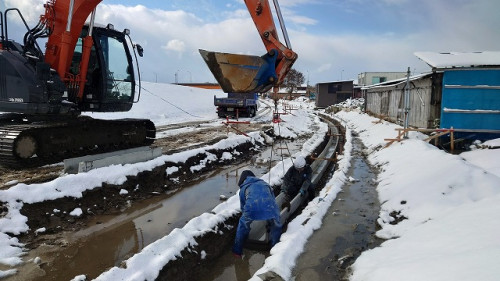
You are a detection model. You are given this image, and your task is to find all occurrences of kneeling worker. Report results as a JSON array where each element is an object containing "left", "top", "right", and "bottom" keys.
[
  {"left": 232, "top": 170, "right": 282, "bottom": 257},
  {"left": 281, "top": 155, "right": 314, "bottom": 204}
]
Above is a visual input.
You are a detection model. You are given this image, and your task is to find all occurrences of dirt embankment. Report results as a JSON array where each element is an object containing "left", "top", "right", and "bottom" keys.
[
  {"left": 18, "top": 140, "right": 259, "bottom": 245},
  {"left": 0, "top": 121, "right": 266, "bottom": 246}
]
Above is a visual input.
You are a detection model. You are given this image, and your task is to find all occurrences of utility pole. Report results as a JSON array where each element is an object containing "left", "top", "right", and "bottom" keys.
[{"left": 403, "top": 67, "right": 411, "bottom": 138}]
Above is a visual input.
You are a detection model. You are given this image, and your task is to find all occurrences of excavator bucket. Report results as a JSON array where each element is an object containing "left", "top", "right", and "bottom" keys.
[{"left": 199, "top": 49, "right": 278, "bottom": 93}]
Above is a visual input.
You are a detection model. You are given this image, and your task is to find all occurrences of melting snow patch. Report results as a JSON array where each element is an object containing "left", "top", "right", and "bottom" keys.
[
  {"left": 119, "top": 189, "right": 129, "bottom": 195},
  {"left": 70, "top": 275, "right": 87, "bottom": 281},
  {"left": 69, "top": 208, "right": 82, "bottom": 217},
  {"left": 4, "top": 180, "right": 18, "bottom": 186},
  {"left": 34, "top": 228, "right": 46, "bottom": 235},
  {"left": 348, "top": 176, "right": 359, "bottom": 182},
  {"left": 221, "top": 152, "right": 233, "bottom": 160},
  {"left": 166, "top": 166, "right": 179, "bottom": 175}
]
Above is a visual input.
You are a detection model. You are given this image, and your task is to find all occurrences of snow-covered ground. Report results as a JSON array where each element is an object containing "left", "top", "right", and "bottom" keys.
[
  {"left": 1, "top": 83, "right": 499, "bottom": 281},
  {"left": 84, "top": 82, "right": 225, "bottom": 125},
  {"left": 336, "top": 110, "right": 500, "bottom": 281}
]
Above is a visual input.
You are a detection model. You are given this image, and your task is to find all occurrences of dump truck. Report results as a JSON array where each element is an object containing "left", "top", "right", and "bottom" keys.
[{"left": 214, "top": 93, "right": 258, "bottom": 118}]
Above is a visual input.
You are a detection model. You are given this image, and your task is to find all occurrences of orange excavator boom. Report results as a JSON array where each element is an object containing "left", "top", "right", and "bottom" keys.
[
  {"left": 43, "top": 0, "right": 102, "bottom": 100},
  {"left": 200, "top": 0, "right": 298, "bottom": 93}
]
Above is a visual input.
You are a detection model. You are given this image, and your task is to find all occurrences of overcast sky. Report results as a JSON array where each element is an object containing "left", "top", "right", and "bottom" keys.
[{"left": 2, "top": 0, "right": 500, "bottom": 85}]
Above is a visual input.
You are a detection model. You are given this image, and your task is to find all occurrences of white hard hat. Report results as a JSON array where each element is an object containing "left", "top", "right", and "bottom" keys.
[{"left": 294, "top": 156, "right": 306, "bottom": 169}]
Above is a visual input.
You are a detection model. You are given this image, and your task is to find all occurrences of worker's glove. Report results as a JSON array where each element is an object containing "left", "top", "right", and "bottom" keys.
[
  {"left": 300, "top": 180, "right": 311, "bottom": 191},
  {"left": 299, "top": 189, "right": 306, "bottom": 197},
  {"left": 281, "top": 194, "right": 291, "bottom": 210},
  {"left": 281, "top": 200, "right": 290, "bottom": 210}
]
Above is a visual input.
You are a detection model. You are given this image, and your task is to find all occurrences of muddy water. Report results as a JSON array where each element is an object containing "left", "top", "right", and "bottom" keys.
[
  {"left": 291, "top": 137, "right": 381, "bottom": 280},
  {"left": 23, "top": 166, "right": 248, "bottom": 281},
  {"left": 15, "top": 139, "right": 304, "bottom": 281}
]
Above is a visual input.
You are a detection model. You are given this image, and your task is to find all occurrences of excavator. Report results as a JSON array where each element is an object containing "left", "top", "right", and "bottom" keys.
[
  {"left": 199, "top": 0, "right": 298, "bottom": 94},
  {"left": 0, "top": 0, "right": 155, "bottom": 168}
]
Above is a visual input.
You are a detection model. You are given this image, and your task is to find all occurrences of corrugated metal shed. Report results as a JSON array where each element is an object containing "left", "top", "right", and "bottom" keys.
[
  {"left": 416, "top": 51, "right": 500, "bottom": 134},
  {"left": 414, "top": 51, "right": 500, "bottom": 69},
  {"left": 363, "top": 73, "right": 442, "bottom": 128}
]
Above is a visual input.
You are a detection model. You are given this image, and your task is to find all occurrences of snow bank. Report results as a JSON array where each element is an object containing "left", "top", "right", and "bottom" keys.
[
  {"left": 84, "top": 82, "right": 225, "bottom": 126},
  {"left": 335, "top": 110, "right": 500, "bottom": 281}
]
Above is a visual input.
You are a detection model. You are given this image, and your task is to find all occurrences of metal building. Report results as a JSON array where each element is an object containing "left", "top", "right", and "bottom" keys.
[
  {"left": 363, "top": 73, "right": 442, "bottom": 128},
  {"left": 363, "top": 51, "right": 500, "bottom": 141},
  {"left": 415, "top": 52, "right": 500, "bottom": 135},
  {"left": 358, "top": 72, "right": 407, "bottom": 86},
  {"left": 316, "top": 80, "right": 353, "bottom": 108}
]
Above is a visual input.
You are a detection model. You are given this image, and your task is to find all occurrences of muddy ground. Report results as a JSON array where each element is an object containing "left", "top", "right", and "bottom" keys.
[
  {"left": 1, "top": 115, "right": 349, "bottom": 281},
  {"left": 1, "top": 113, "right": 336, "bottom": 280},
  {"left": 2, "top": 121, "right": 265, "bottom": 231},
  {"left": 0, "top": 120, "right": 276, "bottom": 277}
]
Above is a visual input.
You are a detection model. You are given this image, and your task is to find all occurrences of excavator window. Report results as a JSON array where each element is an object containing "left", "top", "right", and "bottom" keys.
[
  {"left": 72, "top": 25, "right": 136, "bottom": 112},
  {"left": 97, "top": 34, "right": 133, "bottom": 101}
]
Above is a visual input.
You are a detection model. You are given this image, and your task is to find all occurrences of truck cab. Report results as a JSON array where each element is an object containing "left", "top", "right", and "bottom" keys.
[{"left": 214, "top": 92, "right": 258, "bottom": 118}]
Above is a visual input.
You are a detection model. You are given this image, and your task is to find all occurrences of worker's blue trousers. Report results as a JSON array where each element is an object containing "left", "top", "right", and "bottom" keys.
[{"left": 232, "top": 213, "right": 282, "bottom": 255}]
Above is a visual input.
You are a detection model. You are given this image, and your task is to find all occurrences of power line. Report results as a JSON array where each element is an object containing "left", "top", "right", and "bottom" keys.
[{"left": 140, "top": 85, "right": 204, "bottom": 119}]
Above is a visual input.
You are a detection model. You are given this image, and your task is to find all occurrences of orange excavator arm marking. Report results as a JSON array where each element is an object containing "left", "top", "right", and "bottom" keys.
[
  {"left": 244, "top": 0, "right": 298, "bottom": 88},
  {"left": 43, "top": 0, "right": 101, "bottom": 100}
]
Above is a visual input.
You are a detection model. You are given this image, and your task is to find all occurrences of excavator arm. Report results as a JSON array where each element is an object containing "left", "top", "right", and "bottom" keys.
[
  {"left": 43, "top": 0, "right": 100, "bottom": 76},
  {"left": 199, "top": 0, "right": 298, "bottom": 93},
  {"left": 43, "top": 0, "right": 101, "bottom": 101}
]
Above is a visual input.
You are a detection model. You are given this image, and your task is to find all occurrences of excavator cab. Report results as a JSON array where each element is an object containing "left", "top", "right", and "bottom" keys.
[
  {"left": 0, "top": 8, "right": 141, "bottom": 115},
  {"left": 71, "top": 24, "right": 137, "bottom": 112},
  {"left": 0, "top": 3, "right": 155, "bottom": 168}
]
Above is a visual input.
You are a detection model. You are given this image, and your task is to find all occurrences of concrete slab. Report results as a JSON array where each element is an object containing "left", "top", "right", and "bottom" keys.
[{"left": 63, "top": 146, "right": 162, "bottom": 174}]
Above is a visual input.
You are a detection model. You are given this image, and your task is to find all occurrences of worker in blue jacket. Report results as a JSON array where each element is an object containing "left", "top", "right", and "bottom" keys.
[{"left": 232, "top": 170, "right": 282, "bottom": 257}]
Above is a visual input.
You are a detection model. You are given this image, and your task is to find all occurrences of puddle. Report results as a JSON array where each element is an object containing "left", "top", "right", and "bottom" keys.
[
  {"left": 26, "top": 166, "right": 248, "bottom": 281},
  {"left": 198, "top": 250, "right": 268, "bottom": 281}
]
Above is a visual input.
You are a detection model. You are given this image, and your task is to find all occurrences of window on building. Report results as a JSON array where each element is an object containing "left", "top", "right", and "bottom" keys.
[{"left": 372, "top": 76, "right": 387, "bottom": 84}]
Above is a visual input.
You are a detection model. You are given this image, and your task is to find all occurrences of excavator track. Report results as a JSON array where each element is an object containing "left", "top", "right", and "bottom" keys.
[{"left": 0, "top": 116, "right": 155, "bottom": 169}]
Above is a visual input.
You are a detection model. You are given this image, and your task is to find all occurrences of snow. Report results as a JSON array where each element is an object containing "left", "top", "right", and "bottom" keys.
[
  {"left": 336, "top": 110, "right": 500, "bottom": 281},
  {"left": 415, "top": 51, "right": 500, "bottom": 69},
  {"left": 70, "top": 208, "right": 83, "bottom": 217},
  {"left": 84, "top": 82, "right": 225, "bottom": 125},
  {"left": 1, "top": 82, "right": 499, "bottom": 281}
]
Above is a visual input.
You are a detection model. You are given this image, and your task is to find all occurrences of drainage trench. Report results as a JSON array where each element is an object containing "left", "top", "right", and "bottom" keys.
[
  {"left": 15, "top": 140, "right": 305, "bottom": 281},
  {"left": 291, "top": 136, "right": 382, "bottom": 281}
]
